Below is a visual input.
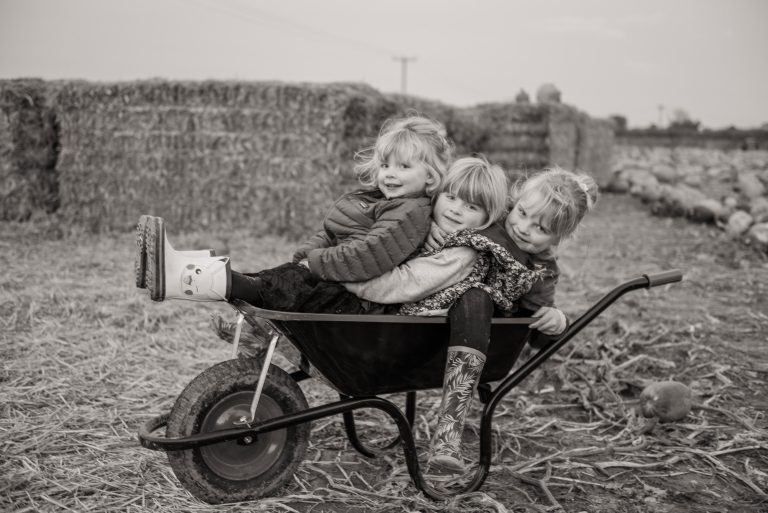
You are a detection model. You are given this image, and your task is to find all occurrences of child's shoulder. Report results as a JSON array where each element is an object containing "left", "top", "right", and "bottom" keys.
[
  {"left": 476, "top": 222, "right": 529, "bottom": 263},
  {"left": 530, "top": 249, "right": 560, "bottom": 277}
]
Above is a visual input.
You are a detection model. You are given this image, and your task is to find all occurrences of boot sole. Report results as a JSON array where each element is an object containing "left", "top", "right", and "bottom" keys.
[
  {"left": 146, "top": 216, "right": 166, "bottom": 301},
  {"left": 134, "top": 215, "right": 151, "bottom": 289}
]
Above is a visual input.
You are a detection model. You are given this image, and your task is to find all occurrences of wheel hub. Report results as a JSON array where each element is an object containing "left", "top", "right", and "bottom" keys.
[{"left": 200, "top": 391, "right": 286, "bottom": 481}]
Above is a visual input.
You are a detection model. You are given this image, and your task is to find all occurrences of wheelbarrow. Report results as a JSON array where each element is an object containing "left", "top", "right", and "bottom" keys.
[{"left": 138, "top": 269, "right": 683, "bottom": 503}]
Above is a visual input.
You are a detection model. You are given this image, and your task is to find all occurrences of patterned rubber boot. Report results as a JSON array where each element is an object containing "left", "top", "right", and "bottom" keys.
[
  {"left": 427, "top": 346, "right": 486, "bottom": 475},
  {"left": 144, "top": 216, "right": 230, "bottom": 302},
  {"left": 135, "top": 215, "right": 216, "bottom": 289}
]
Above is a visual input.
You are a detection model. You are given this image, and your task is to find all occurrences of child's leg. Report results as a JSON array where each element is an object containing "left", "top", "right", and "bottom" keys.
[
  {"left": 230, "top": 264, "right": 376, "bottom": 314},
  {"left": 428, "top": 288, "right": 493, "bottom": 473},
  {"left": 144, "top": 216, "right": 230, "bottom": 302}
]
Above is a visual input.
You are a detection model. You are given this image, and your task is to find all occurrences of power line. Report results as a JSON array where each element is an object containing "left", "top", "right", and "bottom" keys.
[{"left": 184, "top": 0, "right": 394, "bottom": 57}]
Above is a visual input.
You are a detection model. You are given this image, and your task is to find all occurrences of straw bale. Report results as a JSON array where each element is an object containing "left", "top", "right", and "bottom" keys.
[
  {"left": 575, "top": 115, "right": 615, "bottom": 186},
  {"left": 471, "top": 102, "right": 614, "bottom": 182},
  {"left": 474, "top": 103, "right": 554, "bottom": 173},
  {"left": 0, "top": 79, "right": 59, "bottom": 221},
  {"left": 52, "top": 80, "right": 395, "bottom": 238}
]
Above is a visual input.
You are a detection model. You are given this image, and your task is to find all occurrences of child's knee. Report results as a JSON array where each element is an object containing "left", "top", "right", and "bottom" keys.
[{"left": 456, "top": 288, "right": 493, "bottom": 315}]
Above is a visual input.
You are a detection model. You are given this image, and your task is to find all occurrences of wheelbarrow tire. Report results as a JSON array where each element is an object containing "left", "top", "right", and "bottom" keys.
[{"left": 166, "top": 358, "right": 310, "bottom": 504}]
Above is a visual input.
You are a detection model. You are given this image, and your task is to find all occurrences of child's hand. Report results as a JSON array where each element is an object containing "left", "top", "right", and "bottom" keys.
[
  {"left": 292, "top": 246, "right": 311, "bottom": 263},
  {"left": 424, "top": 222, "right": 448, "bottom": 252},
  {"left": 529, "top": 306, "right": 567, "bottom": 335}
]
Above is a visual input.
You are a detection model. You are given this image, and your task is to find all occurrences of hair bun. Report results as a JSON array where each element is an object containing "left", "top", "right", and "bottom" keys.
[{"left": 575, "top": 175, "right": 598, "bottom": 211}]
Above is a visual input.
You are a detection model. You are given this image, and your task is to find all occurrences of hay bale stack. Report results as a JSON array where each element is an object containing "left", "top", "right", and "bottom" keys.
[
  {"left": 473, "top": 103, "right": 551, "bottom": 176},
  {"left": 386, "top": 93, "right": 489, "bottom": 156},
  {"left": 52, "top": 80, "right": 397, "bottom": 237},
  {"left": 575, "top": 113, "right": 615, "bottom": 186},
  {"left": 0, "top": 79, "right": 60, "bottom": 221},
  {"left": 472, "top": 102, "right": 614, "bottom": 184}
]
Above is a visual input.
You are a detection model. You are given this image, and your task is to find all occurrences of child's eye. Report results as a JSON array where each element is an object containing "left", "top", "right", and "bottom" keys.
[
  {"left": 400, "top": 162, "right": 410, "bottom": 169},
  {"left": 467, "top": 204, "right": 478, "bottom": 211},
  {"left": 444, "top": 193, "right": 456, "bottom": 200},
  {"left": 381, "top": 163, "right": 389, "bottom": 169}
]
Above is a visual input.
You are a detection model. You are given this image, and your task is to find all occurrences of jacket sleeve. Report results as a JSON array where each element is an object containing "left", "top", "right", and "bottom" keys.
[
  {"left": 292, "top": 230, "right": 333, "bottom": 263},
  {"left": 307, "top": 199, "right": 432, "bottom": 282},
  {"left": 518, "top": 273, "right": 558, "bottom": 310},
  {"left": 343, "top": 247, "right": 478, "bottom": 303}
]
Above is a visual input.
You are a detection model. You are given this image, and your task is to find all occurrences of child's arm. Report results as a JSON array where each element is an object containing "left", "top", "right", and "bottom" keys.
[
  {"left": 344, "top": 247, "right": 478, "bottom": 303},
  {"left": 292, "top": 230, "right": 333, "bottom": 263},
  {"left": 517, "top": 259, "right": 568, "bottom": 338},
  {"left": 307, "top": 199, "right": 432, "bottom": 282}
]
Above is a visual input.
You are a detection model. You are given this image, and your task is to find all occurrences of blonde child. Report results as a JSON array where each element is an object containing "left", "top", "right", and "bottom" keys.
[
  {"left": 349, "top": 165, "right": 599, "bottom": 473},
  {"left": 136, "top": 114, "right": 453, "bottom": 314}
]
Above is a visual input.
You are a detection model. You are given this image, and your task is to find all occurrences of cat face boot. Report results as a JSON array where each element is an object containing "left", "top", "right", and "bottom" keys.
[
  {"left": 135, "top": 214, "right": 217, "bottom": 289},
  {"left": 144, "top": 216, "right": 231, "bottom": 302}
]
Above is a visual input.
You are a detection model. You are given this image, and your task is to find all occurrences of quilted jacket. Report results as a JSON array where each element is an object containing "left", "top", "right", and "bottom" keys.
[{"left": 293, "top": 189, "right": 432, "bottom": 282}]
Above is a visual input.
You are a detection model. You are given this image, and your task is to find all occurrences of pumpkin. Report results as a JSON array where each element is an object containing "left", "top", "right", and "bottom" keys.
[{"left": 639, "top": 381, "right": 693, "bottom": 423}]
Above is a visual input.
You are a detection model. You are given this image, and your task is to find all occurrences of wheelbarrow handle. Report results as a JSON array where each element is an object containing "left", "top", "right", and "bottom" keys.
[{"left": 643, "top": 269, "right": 683, "bottom": 288}]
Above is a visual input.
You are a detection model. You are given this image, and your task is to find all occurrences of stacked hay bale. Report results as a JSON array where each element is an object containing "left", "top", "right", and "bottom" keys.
[
  {"left": 575, "top": 111, "right": 615, "bottom": 186},
  {"left": 473, "top": 103, "right": 550, "bottom": 175},
  {"left": 52, "top": 80, "right": 397, "bottom": 237},
  {"left": 473, "top": 102, "right": 614, "bottom": 184},
  {"left": 0, "top": 79, "right": 60, "bottom": 221}
]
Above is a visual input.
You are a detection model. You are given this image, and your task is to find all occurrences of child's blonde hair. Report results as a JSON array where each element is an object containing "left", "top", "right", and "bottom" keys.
[
  {"left": 354, "top": 115, "right": 454, "bottom": 197},
  {"left": 510, "top": 166, "right": 599, "bottom": 240},
  {"left": 441, "top": 155, "right": 508, "bottom": 230}
]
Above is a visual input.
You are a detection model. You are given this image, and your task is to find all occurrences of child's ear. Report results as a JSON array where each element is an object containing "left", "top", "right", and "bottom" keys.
[{"left": 426, "top": 173, "right": 435, "bottom": 184}]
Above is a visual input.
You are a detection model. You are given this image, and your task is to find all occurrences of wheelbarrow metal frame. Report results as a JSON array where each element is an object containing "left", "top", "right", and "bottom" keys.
[{"left": 138, "top": 270, "right": 682, "bottom": 500}]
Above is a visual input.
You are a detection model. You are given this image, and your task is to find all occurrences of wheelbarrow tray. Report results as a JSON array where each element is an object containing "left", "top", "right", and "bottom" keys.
[{"left": 234, "top": 300, "right": 532, "bottom": 397}]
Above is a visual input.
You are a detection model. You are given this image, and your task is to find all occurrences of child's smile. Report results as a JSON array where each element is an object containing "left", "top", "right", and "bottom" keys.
[
  {"left": 377, "top": 155, "right": 432, "bottom": 199},
  {"left": 433, "top": 192, "right": 488, "bottom": 233}
]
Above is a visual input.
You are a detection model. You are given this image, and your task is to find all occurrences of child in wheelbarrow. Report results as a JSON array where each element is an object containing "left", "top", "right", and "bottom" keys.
[
  {"left": 136, "top": 114, "right": 453, "bottom": 310},
  {"left": 199, "top": 157, "right": 598, "bottom": 476},
  {"left": 343, "top": 164, "right": 598, "bottom": 475},
  {"left": 136, "top": 123, "right": 597, "bottom": 475}
]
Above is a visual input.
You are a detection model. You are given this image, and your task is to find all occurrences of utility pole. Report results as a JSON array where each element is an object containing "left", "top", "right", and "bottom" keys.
[
  {"left": 392, "top": 56, "right": 417, "bottom": 95},
  {"left": 657, "top": 104, "right": 665, "bottom": 127}
]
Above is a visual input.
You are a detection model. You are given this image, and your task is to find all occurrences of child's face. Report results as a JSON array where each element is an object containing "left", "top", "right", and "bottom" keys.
[
  {"left": 377, "top": 154, "right": 433, "bottom": 199},
  {"left": 432, "top": 192, "right": 488, "bottom": 234},
  {"left": 505, "top": 190, "right": 559, "bottom": 254}
]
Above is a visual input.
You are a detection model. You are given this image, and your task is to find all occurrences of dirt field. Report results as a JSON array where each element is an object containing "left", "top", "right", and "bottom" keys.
[{"left": 1, "top": 193, "right": 767, "bottom": 512}]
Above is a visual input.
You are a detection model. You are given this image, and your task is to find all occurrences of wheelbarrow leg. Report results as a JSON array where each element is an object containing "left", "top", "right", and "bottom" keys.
[{"left": 342, "top": 391, "right": 417, "bottom": 457}]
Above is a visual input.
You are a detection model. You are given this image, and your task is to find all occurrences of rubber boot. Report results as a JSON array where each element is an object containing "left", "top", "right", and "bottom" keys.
[
  {"left": 427, "top": 346, "right": 486, "bottom": 474},
  {"left": 135, "top": 215, "right": 216, "bottom": 289},
  {"left": 144, "top": 216, "right": 231, "bottom": 302}
]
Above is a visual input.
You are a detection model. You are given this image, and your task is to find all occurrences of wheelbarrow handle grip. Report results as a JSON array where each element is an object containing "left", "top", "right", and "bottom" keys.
[{"left": 643, "top": 269, "right": 683, "bottom": 288}]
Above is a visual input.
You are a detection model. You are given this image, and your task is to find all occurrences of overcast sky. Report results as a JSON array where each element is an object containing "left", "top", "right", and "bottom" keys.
[{"left": 1, "top": 0, "right": 766, "bottom": 128}]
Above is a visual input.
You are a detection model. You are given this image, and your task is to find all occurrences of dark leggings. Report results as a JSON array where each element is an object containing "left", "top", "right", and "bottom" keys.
[
  {"left": 229, "top": 263, "right": 397, "bottom": 315},
  {"left": 447, "top": 288, "right": 494, "bottom": 354}
]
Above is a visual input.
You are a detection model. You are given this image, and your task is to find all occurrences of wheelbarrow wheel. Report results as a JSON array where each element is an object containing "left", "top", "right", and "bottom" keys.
[{"left": 166, "top": 358, "right": 310, "bottom": 504}]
